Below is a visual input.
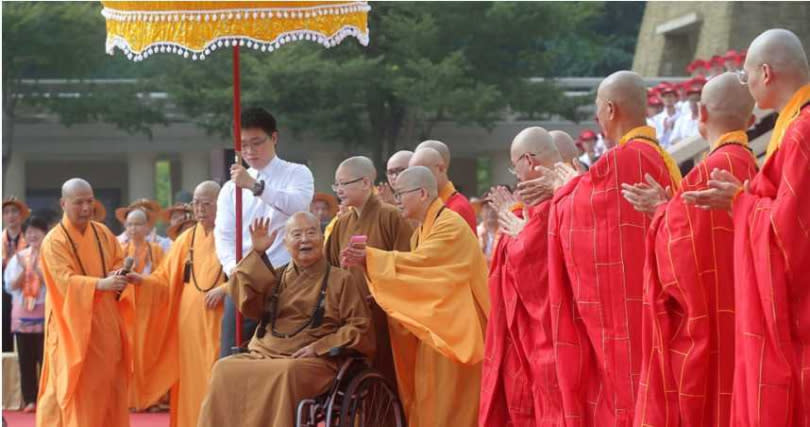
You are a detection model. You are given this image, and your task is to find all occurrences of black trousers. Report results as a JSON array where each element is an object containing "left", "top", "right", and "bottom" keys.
[
  {"left": 2, "top": 290, "right": 12, "bottom": 352},
  {"left": 15, "top": 332, "right": 43, "bottom": 405}
]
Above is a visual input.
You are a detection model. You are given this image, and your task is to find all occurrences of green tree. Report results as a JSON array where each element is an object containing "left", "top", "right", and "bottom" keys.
[
  {"left": 159, "top": 2, "right": 600, "bottom": 167},
  {"left": 2, "top": 2, "right": 167, "bottom": 178}
]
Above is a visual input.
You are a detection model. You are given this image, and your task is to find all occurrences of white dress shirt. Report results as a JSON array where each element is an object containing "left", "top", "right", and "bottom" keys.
[
  {"left": 215, "top": 155, "right": 314, "bottom": 275},
  {"left": 651, "top": 108, "right": 682, "bottom": 149},
  {"left": 670, "top": 113, "right": 700, "bottom": 148}
]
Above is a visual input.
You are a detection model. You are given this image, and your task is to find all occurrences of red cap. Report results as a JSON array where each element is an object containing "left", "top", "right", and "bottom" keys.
[
  {"left": 578, "top": 129, "right": 597, "bottom": 141},
  {"left": 647, "top": 95, "right": 663, "bottom": 106},
  {"left": 686, "top": 83, "right": 704, "bottom": 95},
  {"left": 690, "top": 75, "right": 707, "bottom": 86},
  {"left": 710, "top": 55, "right": 725, "bottom": 67},
  {"left": 723, "top": 49, "right": 738, "bottom": 60},
  {"left": 686, "top": 59, "right": 706, "bottom": 73},
  {"left": 657, "top": 82, "right": 677, "bottom": 96}
]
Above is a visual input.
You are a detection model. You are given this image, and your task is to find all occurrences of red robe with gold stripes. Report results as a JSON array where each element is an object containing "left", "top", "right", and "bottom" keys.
[
  {"left": 480, "top": 201, "right": 562, "bottom": 426},
  {"left": 548, "top": 128, "right": 681, "bottom": 427},
  {"left": 634, "top": 131, "right": 757, "bottom": 427},
  {"left": 731, "top": 103, "right": 810, "bottom": 426}
]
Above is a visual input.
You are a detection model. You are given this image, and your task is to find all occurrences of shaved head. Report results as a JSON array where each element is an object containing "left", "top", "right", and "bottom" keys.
[
  {"left": 337, "top": 156, "right": 377, "bottom": 181},
  {"left": 701, "top": 72, "right": 756, "bottom": 130},
  {"left": 415, "top": 140, "right": 450, "bottom": 167},
  {"left": 396, "top": 166, "right": 438, "bottom": 198},
  {"left": 61, "top": 178, "right": 93, "bottom": 199},
  {"left": 747, "top": 29, "right": 809, "bottom": 77},
  {"left": 410, "top": 147, "right": 444, "bottom": 169},
  {"left": 511, "top": 127, "right": 562, "bottom": 169},
  {"left": 550, "top": 130, "right": 579, "bottom": 164},
  {"left": 285, "top": 211, "right": 321, "bottom": 232},
  {"left": 126, "top": 208, "right": 148, "bottom": 224},
  {"left": 597, "top": 71, "right": 647, "bottom": 120},
  {"left": 194, "top": 180, "right": 221, "bottom": 199},
  {"left": 387, "top": 150, "right": 413, "bottom": 170}
]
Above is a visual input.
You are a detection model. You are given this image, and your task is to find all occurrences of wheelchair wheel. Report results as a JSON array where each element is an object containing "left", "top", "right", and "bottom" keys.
[{"left": 338, "top": 368, "right": 405, "bottom": 427}]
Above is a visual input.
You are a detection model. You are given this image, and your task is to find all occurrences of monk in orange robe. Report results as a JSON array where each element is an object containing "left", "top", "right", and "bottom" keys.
[
  {"left": 682, "top": 29, "right": 810, "bottom": 426},
  {"left": 37, "top": 178, "right": 132, "bottom": 427},
  {"left": 622, "top": 73, "right": 758, "bottom": 427},
  {"left": 342, "top": 166, "right": 490, "bottom": 427},
  {"left": 324, "top": 156, "right": 413, "bottom": 386},
  {"left": 124, "top": 181, "right": 226, "bottom": 427},
  {"left": 413, "top": 140, "right": 477, "bottom": 231},
  {"left": 547, "top": 71, "right": 682, "bottom": 426},
  {"left": 120, "top": 208, "right": 164, "bottom": 275},
  {"left": 479, "top": 127, "right": 564, "bottom": 427}
]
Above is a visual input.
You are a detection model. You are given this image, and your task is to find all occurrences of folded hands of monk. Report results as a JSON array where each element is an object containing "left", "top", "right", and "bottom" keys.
[
  {"left": 621, "top": 173, "right": 671, "bottom": 216},
  {"left": 682, "top": 168, "right": 745, "bottom": 212},
  {"left": 340, "top": 244, "right": 366, "bottom": 269}
]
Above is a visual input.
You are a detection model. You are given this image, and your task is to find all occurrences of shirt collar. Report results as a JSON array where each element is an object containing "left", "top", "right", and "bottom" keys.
[{"left": 252, "top": 155, "right": 280, "bottom": 178}]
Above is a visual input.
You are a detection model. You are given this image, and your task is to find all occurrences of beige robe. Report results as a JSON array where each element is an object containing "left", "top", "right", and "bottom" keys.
[
  {"left": 198, "top": 252, "right": 373, "bottom": 427},
  {"left": 324, "top": 193, "right": 413, "bottom": 384}
]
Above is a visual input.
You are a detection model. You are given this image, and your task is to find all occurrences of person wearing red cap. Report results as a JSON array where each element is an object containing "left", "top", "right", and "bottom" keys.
[
  {"left": 576, "top": 129, "right": 599, "bottom": 167},
  {"left": 723, "top": 49, "right": 742, "bottom": 72},
  {"left": 647, "top": 93, "right": 663, "bottom": 120},
  {"left": 708, "top": 55, "right": 725, "bottom": 78},
  {"left": 685, "top": 59, "right": 707, "bottom": 78},
  {"left": 651, "top": 82, "right": 682, "bottom": 148},
  {"left": 671, "top": 78, "right": 705, "bottom": 144}
]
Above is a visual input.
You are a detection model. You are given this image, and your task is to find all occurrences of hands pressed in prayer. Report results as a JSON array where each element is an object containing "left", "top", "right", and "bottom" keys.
[
  {"left": 97, "top": 275, "right": 127, "bottom": 292},
  {"left": 682, "top": 169, "right": 744, "bottom": 212},
  {"left": 621, "top": 173, "right": 672, "bottom": 216},
  {"left": 376, "top": 182, "right": 396, "bottom": 205},
  {"left": 249, "top": 217, "right": 278, "bottom": 254},
  {"left": 497, "top": 206, "right": 529, "bottom": 238},
  {"left": 291, "top": 344, "right": 316, "bottom": 359},
  {"left": 204, "top": 286, "right": 226, "bottom": 309},
  {"left": 487, "top": 186, "right": 518, "bottom": 214},
  {"left": 230, "top": 163, "right": 257, "bottom": 190}
]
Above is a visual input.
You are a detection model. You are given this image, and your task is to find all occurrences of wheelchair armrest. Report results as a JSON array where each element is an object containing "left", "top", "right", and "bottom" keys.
[{"left": 328, "top": 347, "right": 365, "bottom": 359}]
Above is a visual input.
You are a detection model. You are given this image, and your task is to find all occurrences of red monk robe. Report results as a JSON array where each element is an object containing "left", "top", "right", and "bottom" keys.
[
  {"left": 439, "top": 181, "right": 477, "bottom": 231},
  {"left": 548, "top": 126, "right": 681, "bottom": 426},
  {"left": 480, "top": 200, "right": 563, "bottom": 427},
  {"left": 634, "top": 131, "right": 757, "bottom": 427},
  {"left": 731, "top": 86, "right": 810, "bottom": 426},
  {"left": 126, "top": 222, "right": 225, "bottom": 427},
  {"left": 37, "top": 216, "right": 130, "bottom": 427}
]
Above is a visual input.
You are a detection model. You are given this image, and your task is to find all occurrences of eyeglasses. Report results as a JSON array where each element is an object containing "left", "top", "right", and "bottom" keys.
[
  {"left": 736, "top": 68, "right": 748, "bottom": 86},
  {"left": 331, "top": 177, "right": 364, "bottom": 192},
  {"left": 242, "top": 136, "right": 268, "bottom": 152},
  {"left": 507, "top": 152, "right": 537, "bottom": 176},
  {"left": 393, "top": 187, "right": 422, "bottom": 201},
  {"left": 386, "top": 167, "right": 406, "bottom": 178}
]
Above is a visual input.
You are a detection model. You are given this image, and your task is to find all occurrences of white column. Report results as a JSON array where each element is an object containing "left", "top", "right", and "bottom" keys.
[
  {"left": 180, "top": 151, "right": 210, "bottom": 193},
  {"left": 308, "top": 151, "right": 342, "bottom": 193},
  {"left": 127, "top": 152, "right": 156, "bottom": 202},
  {"left": 490, "top": 150, "right": 513, "bottom": 188},
  {"left": 3, "top": 152, "right": 26, "bottom": 201}
]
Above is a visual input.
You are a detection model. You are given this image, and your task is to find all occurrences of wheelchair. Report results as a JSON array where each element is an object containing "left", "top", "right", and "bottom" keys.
[{"left": 295, "top": 347, "right": 406, "bottom": 427}]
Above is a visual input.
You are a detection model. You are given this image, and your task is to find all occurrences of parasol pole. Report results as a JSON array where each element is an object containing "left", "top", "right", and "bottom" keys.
[{"left": 232, "top": 45, "right": 244, "bottom": 348}]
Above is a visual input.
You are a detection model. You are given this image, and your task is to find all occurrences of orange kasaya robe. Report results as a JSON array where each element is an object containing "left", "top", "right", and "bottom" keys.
[
  {"left": 548, "top": 126, "right": 682, "bottom": 426},
  {"left": 480, "top": 199, "right": 563, "bottom": 427},
  {"left": 37, "top": 215, "right": 129, "bottom": 427},
  {"left": 439, "top": 181, "right": 477, "bottom": 232},
  {"left": 364, "top": 198, "right": 490, "bottom": 427},
  {"left": 122, "top": 239, "right": 164, "bottom": 275},
  {"left": 126, "top": 222, "right": 225, "bottom": 427},
  {"left": 731, "top": 85, "right": 810, "bottom": 426},
  {"left": 634, "top": 131, "right": 757, "bottom": 427}
]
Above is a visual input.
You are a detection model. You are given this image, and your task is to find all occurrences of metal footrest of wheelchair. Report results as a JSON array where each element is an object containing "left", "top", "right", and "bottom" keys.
[{"left": 295, "top": 398, "right": 320, "bottom": 427}]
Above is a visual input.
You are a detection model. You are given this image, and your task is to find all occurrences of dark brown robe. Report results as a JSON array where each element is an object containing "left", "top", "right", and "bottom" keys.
[
  {"left": 323, "top": 193, "right": 413, "bottom": 385},
  {"left": 197, "top": 251, "right": 373, "bottom": 427}
]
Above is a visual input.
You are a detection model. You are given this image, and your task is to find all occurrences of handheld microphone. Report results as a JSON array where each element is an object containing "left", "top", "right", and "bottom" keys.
[{"left": 116, "top": 257, "right": 135, "bottom": 300}]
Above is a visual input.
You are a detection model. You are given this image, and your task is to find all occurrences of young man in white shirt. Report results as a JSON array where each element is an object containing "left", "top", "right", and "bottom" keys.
[
  {"left": 651, "top": 83, "right": 682, "bottom": 149},
  {"left": 215, "top": 107, "right": 314, "bottom": 356},
  {"left": 670, "top": 80, "right": 705, "bottom": 147}
]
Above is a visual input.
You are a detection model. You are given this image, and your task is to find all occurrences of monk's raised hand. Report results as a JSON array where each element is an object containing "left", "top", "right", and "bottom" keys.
[
  {"left": 291, "top": 344, "right": 316, "bottom": 359},
  {"left": 682, "top": 168, "right": 740, "bottom": 211},
  {"left": 97, "top": 275, "right": 127, "bottom": 292},
  {"left": 377, "top": 182, "right": 395, "bottom": 205},
  {"left": 204, "top": 287, "right": 226, "bottom": 309},
  {"left": 621, "top": 174, "right": 670, "bottom": 215},
  {"left": 553, "top": 162, "right": 579, "bottom": 187},
  {"left": 230, "top": 163, "right": 256, "bottom": 190},
  {"left": 249, "top": 217, "right": 276, "bottom": 254},
  {"left": 516, "top": 172, "right": 555, "bottom": 206},
  {"left": 498, "top": 207, "right": 528, "bottom": 238},
  {"left": 487, "top": 186, "right": 515, "bottom": 215},
  {"left": 125, "top": 272, "right": 143, "bottom": 285}
]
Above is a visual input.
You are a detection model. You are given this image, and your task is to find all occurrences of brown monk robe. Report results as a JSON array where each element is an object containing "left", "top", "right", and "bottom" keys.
[
  {"left": 325, "top": 156, "right": 413, "bottom": 385},
  {"left": 198, "top": 213, "right": 374, "bottom": 427}
]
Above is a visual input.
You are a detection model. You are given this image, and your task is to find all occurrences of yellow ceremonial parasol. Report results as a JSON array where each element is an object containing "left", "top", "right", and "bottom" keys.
[{"left": 102, "top": 1, "right": 370, "bottom": 346}]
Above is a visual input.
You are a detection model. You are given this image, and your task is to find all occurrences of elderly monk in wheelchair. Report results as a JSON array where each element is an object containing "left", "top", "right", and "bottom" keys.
[{"left": 198, "top": 212, "right": 375, "bottom": 427}]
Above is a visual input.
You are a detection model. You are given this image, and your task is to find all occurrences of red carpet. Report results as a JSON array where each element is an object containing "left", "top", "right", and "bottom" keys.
[{"left": 2, "top": 410, "right": 169, "bottom": 427}]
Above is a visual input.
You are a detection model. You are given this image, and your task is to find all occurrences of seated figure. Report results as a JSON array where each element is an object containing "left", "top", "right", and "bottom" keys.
[{"left": 198, "top": 212, "right": 374, "bottom": 427}]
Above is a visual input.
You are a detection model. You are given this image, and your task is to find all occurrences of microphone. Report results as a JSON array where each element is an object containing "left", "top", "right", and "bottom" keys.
[{"left": 116, "top": 257, "right": 135, "bottom": 300}]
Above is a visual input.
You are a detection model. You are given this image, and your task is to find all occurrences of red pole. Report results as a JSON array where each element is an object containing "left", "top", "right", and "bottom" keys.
[{"left": 233, "top": 45, "right": 243, "bottom": 348}]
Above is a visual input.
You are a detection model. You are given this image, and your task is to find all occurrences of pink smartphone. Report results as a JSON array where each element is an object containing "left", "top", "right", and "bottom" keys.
[{"left": 350, "top": 235, "right": 368, "bottom": 248}]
